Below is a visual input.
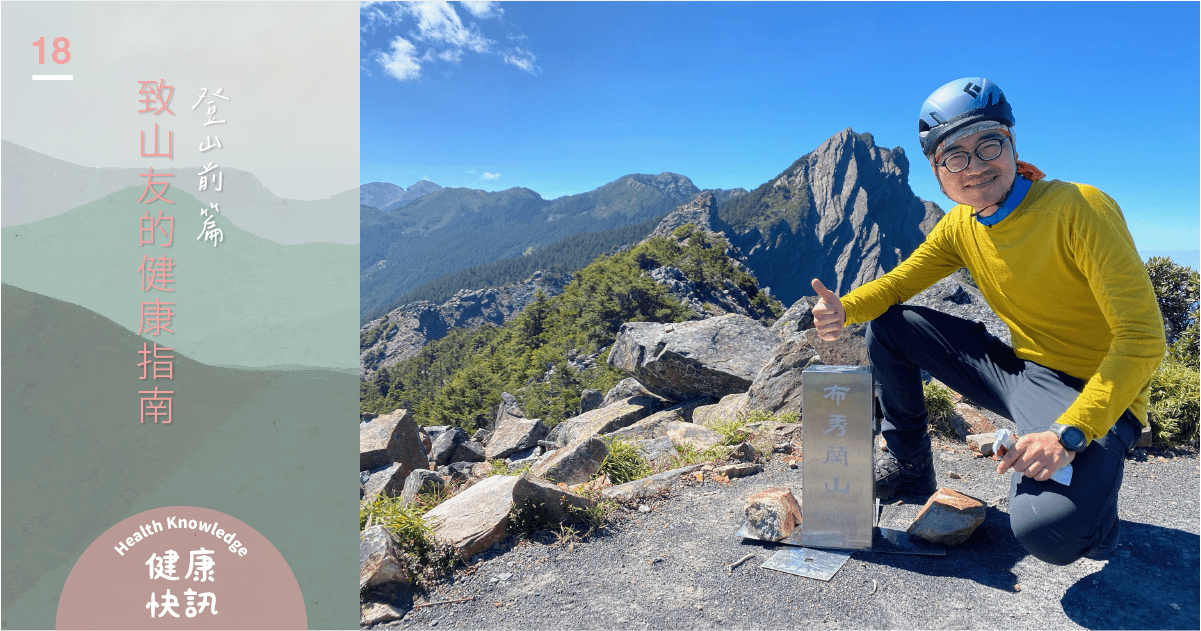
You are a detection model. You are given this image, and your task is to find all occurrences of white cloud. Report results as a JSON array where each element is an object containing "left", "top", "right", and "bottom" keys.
[
  {"left": 502, "top": 47, "right": 539, "bottom": 75},
  {"left": 482, "top": 172, "right": 500, "bottom": 180},
  {"left": 377, "top": 36, "right": 422, "bottom": 81},
  {"left": 408, "top": 1, "right": 492, "bottom": 53},
  {"left": 460, "top": 1, "right": 502, "bottom": 19},
  {"left": 360, "top": 1, "right": 408, "bottom": 32},
  {"left": 364, "top": 1, "right": 538, "bottom": 81}
]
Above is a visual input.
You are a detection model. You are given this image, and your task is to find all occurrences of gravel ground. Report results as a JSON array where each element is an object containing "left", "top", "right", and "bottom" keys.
[{"left": 367, "top": 433, "right": 1199, "bottom": 631}]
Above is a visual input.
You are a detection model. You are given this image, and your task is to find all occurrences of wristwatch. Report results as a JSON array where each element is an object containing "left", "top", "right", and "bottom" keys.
[{"left": 1050, "top": 423, "right": 1088, "bottom": 453}]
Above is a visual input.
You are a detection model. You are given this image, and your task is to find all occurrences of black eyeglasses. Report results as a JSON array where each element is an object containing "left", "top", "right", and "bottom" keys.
[{"left": 937, "top": 137, "right": 1007, "bottom": 173}]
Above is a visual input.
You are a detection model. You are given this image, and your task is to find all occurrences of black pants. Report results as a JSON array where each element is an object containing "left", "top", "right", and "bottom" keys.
[{"left": 866, "top": 305, "right": 1141, "bottom": 565}]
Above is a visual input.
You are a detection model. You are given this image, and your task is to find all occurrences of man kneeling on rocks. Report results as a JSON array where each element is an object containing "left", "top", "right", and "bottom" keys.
[{"left": 809, "top": 77, "right": 1164, "bottom": 565}]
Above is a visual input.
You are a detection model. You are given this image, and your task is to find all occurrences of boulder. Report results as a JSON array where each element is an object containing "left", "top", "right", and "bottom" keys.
[
  {"left": 769, "top": 296, "right": 816, "bottom": 339},
  {"left": 601, "top": 377, "right": 661, "bottom": 407},
  {"left": 907, "top": 487, "right": 986, "bottom": 546},
  {"left": 417, "top": 427, "right": 433, "bottom": 456},
  {"left": 360, "top": 526, "right": 408, "bottom": 589},
  {"left": 401, "top": 469, "right": 446, "bottom": 502},
  {"left": 578, "top": 389, "right": 603, "bottom": 414},
  {"left": 424, "top": 474, "right": 590, "bottom": 560},
  {"left": 471, "top": 429, "right": 491, "bottom": 443},
  {"left": 665, "top": 422, "right": 723, "bottom": 451},
  {"left": 491, "top": 392, "right": 526, "bottom": 430},
  {"left": 745, "top": 487, "right": 802, "bottom": 542},
  {"left": 362, "top": 463, "right": 407, "bottom": 501},
  {"left": 430, "top": 427, "right": 486, "bottom": 467},
  {"left": 601, "top": 400, "right": 707, "bottom": 441},
  {"left": 730, "top": 441, "right": 760, "bottom": 462},
  {"left": 715, "top": 463, "right": 763, "bottom": 478},
  {"left": 504, "top": 446, "right": 542, "bottom": 467},
  {"left": 607, "top": 315, "right": 779, "bottom": 402},
  {"left": 630, "top": 436, "right": 678, "bottom": 463},
  {"left": 439, "top": 461, "right": 477, "bottom": 483},
  {"left": 361, "top": 602, "right": 406, "bottom": 626},
  {"left": 532, "top": 436, "right": 609, "bottom": 485},
  {"left": 359, "top": 409, "right": 426, "bottom": 477},
  {"left": 691, "top": 393, "right": 749, "bottom": 428},
  {"left": 486, "top": 417, "right": 549, "bottom": 460},
  {"left": 602, "top": 464, "right": 705, "bottom": 502},
  {"left": 545, "top": 396, "right": 664, "bottom": 447},
  {"left": 744, "top": 329, "right": 821, "bottom": 414}
]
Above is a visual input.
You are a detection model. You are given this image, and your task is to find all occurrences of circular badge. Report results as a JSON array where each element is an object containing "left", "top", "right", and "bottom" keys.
[{"left": 57, "top": 506, "right": 306, "bottom": 630}]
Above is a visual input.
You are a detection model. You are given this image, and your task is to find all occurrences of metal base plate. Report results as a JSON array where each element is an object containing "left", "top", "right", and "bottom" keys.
[
  {"left": 736, "top": 524, "right": 945, "bottom": 556},
  {"left": 761, "top": 546, "right": 852, "bottom": 581}
]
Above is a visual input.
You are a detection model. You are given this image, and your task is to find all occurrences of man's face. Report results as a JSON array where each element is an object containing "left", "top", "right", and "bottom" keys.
[{"left": 931, "top": 128, "right": 1017, "bottom": 213}]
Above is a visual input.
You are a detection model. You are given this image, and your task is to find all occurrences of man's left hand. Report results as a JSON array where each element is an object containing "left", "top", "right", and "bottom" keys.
[{"left": 996, "top": 431, "right": 1076, "bottom": 481}]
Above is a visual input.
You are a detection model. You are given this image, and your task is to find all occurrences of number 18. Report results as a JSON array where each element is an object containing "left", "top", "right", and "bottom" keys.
[{"left": 32, "top": 37, "right": 71, "bottom": 64}]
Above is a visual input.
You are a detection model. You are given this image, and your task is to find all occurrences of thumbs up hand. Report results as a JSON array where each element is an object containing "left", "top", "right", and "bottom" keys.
[{"left": 810, "top": 279, "right": 846, "bottom": 341}]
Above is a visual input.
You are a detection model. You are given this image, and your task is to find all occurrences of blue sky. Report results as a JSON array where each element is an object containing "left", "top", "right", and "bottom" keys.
[{"left": 360, "top": 1, "right": 1200, "bottom": 252}]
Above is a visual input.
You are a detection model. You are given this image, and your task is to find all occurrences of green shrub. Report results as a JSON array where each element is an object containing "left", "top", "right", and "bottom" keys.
[
  {"left": 599, "top": 437, "right": 652, "bottom": 484},
  {"left": 1149, "top": 357, "right": 1200, "bottom": 446},
  {"left": 1146, "top": 257, "right": 1199, "bottom": 344},
  {"left": 711, "top": 417, "right": 751, "bottom": 446},
  {"left": 923, "top": 381, "right": 957, "bottom": 436}
]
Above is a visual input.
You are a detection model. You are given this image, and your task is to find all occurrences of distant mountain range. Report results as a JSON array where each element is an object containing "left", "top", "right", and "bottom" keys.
[
  {"left": 359, "top": 172, "right": 747, "bottom": 319},
  {"left": 360, "top": 180, "right": 444, "bottom": 212}
]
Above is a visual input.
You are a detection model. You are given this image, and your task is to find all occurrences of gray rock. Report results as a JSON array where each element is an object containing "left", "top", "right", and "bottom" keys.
[
  {"left": 630, "top": 436, "right": 678, "bottom": 463},
  {"left": 603, "top": 404, "right": 693, "bottom": 441},
  {"left": 730, "top": 441, "right": 760, "bottom": 462},
  {"left": 430, "top": 427, "right": 485, "bottom": 467},
  {"left": 578, "top": 389, "right": 603, "bottom": 414},
  {"left": 362, "top": 463, "right": 407, "bottom": 501},
  {"left": 486, "top": 417, "right": 548, "bottom": 460},
  {"left": 439, "top": 461, "right": 476, "bottom": 483},
  {"left": 607, "top": 315, "right": 778, "bottom": 402},
  {"left": 424, "top": 474, "right": 591, "bottom": 560},
  {"left": 601, "top": 464, "right": 705, "bottom": 502},
  {"left": 401, "top": 469, "right": 447, "bottom": 501},
  {"left": 665, "top": 422, "right": 724, "bottom": 451},
  {"left": 601, "top": 378, "right": 661, "bottom": 408},
  {"left": 546, "top": 396, "right": 665, "bottom": 447},
  {"left": 361, "top": 602, "right": 406, "bottom": 626},
  {"left": 532, "top": 436, "right": 609, "bottom": 485},
  {"left": 691, "top": 393, "right": 749, "bottom": 428},
  {"left": 492, "top": 392, "right": 527, "bottom": 431},
  {"left": 359, "top": 409, "right": 426, "bottom": 477},
  {"left": 504, "top": 446, "right": 542, "bottom": 467},
  {"left": 770, "top": 296, "right": 816, "bottom": 339},
  {"left": 908, "top": 487, "right": 986, "bottom": 546},
  {"left": 360, "top": 526, "right": 408, "bottom": 589},
  {"left": 745, "top": 487, "right": 802, "bottom": 542},
  {"left": 744, "top": 329, "right": 821, "bottom": 415},
  {"left": 472, "top": 429, "right": 491, "bottom": 443}
]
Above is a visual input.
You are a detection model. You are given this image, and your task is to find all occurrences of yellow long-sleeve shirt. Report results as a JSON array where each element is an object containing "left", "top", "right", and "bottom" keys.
[{"left": 841, "top": 178, "right": 1166, "bottom": 442}]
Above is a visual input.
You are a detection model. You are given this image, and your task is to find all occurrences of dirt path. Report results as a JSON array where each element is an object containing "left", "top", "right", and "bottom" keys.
[{"left": 372, "top": 437, "right": 1200, "bottom": 630}]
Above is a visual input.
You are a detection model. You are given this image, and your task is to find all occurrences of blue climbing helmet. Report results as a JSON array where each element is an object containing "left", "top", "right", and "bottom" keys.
[{"left": 918, "top": 77, "right": 1014, "bottom": 159}]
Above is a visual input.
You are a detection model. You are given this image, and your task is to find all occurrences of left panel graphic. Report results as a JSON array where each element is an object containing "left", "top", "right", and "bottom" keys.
[{"left": 2, "top": 3, "right": 360, "bottom": 628}]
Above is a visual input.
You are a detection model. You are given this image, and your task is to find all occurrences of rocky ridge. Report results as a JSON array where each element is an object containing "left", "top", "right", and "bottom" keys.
[{"left": 360, "top": 271, "right": 571, "bottom": 379}]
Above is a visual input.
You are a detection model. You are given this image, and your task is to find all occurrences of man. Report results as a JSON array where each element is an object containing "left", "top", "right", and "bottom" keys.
[{"left": 810, "top": 77, "right": 1165, "bottom": 565}]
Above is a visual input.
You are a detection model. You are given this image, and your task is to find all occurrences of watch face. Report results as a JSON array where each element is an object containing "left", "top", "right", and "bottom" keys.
[{"left": 1060, "top": 426, "right": 1086, "bottom": 451}]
